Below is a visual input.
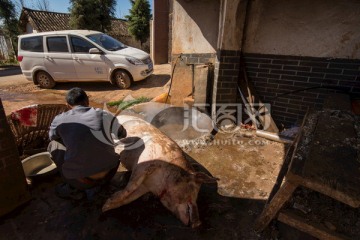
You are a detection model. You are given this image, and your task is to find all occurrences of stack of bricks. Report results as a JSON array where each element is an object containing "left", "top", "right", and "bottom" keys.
[
  {"left": 243, "top": 53, "right": 360, "bottom": 127},
  {"left": 0, "top": 99, "right": 30, "bottom": 217}
]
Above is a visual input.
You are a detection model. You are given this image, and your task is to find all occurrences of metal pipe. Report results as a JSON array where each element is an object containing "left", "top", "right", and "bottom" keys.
[{"left": 255, "top": 130, "right": 293, "bottom": 144}]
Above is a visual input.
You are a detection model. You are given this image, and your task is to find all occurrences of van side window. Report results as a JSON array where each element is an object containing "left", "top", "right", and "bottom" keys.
[
  {"left": 47, "top": 37, "right": 69, "bottom": 52},
  {"left": 20, "top": 36, "right": 43, "bottom": 52},
  {"left": 71, "top": 37, "right": 96, "bottom": 53}
]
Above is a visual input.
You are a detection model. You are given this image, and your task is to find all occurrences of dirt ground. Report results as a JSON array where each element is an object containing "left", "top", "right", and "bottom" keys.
[
  {"left": 0, "top": 64, "right": 171, "bottom": 115},
  {"left": 0, "top": 65, "right": 313, "bottom": 239}
]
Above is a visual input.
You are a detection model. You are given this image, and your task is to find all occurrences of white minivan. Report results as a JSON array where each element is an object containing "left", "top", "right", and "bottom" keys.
[{"left": 17, "top": 30, "right": 153, "bottom": 89}]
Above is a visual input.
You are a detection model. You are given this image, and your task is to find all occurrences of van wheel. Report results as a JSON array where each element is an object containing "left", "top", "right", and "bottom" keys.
[
  {"left": 114, "top": 70, "right": 131, "bottom": 89},
  {"left": 36, "top": 71, "right": 56, "bottom": 89}
]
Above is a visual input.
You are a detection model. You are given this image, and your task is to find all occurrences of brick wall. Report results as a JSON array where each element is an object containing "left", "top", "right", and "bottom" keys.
[
  {"left": 243, "top": 53, "right": 360, "bottom": 127},
  {"left": 215, "top": 50, "right": 241, "bottom": 104},
  {"left": 173, "top": 51, "right": 359, "bottom": 127},
  {"left": 210, "top": 50, "right": 241, "bottom": 124},
  {"left": 0, "top": 99, "right": 30, "bottom": 216}
]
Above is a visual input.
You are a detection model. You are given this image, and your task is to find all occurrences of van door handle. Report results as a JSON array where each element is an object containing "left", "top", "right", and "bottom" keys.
[
  {"left": 73, "top": 57, "right": 79, "bottom": 60},
  {"left": 45, "top": 56, "right": 52, "bottom": 60}
]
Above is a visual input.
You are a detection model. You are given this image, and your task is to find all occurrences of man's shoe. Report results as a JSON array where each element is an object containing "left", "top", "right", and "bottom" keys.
[
  {"left": 55, "top": 183, "right": 85, "bottom": 200},
  {"left": 85, "top": 186, "right": 101, "bottom": 201}
]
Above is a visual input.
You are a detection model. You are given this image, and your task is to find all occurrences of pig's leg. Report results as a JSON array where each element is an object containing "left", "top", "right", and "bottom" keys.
[
  {"left": 102, "top": 166, "right": 156, "bottom": 212},
  {"left": 102, "top": 185, "right": 148, "bottom": 212}
]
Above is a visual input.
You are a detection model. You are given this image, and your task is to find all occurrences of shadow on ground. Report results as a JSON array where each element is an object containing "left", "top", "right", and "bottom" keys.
[
  {"left": 0, "top": 66, "right": 22, "bottom": 77},
  {"left": 52, "top": 74, "right": 170, "bottom": 92},
  {"left": 0, "top": 157, "right": 265, "bottom": 240}
]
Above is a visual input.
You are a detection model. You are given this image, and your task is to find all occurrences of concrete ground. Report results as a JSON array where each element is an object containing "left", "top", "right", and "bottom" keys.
[{"left": 0, "top": 65, "right": 314, "bottom": 239}]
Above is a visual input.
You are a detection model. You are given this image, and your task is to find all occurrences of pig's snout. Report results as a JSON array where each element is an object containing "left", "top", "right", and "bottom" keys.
[
  {"left": 188, "top": 203, "right": 201, "bottom": 228},
  {"left": 176, "top": 202, "right": 201, "bottom": 228}
]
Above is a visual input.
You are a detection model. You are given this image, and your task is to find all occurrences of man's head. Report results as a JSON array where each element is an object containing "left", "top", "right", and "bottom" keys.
[{"left": 66, "top": 87, "right": 89, "bottom": 107}]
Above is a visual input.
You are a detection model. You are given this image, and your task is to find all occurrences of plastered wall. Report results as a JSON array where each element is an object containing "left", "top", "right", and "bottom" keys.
[
  {"left": 243, "top": 0, "right": 360, "bottom": 59},
  {"left": 172, "top": 0, "right": 220, "bottom": 54}
]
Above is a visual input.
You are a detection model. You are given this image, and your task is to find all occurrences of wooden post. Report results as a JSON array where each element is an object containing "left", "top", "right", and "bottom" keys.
[
  {"left": 254, "top": 181, "right": 298, "bottom": 232},
  {"left": 238, "top": 60, "right": 279, "bottom": 133}
]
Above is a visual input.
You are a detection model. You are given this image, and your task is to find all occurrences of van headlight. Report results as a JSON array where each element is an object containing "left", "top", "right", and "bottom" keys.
[{"left": 126, "top": 57, "right": 143, "bottom": 65}]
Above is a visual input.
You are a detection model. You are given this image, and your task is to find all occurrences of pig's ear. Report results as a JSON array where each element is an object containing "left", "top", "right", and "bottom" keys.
[{"left": 194, "top": 172, "right": 219, "bottom": 184}]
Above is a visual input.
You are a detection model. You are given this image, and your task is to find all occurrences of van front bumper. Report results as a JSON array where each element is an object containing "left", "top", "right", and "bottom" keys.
[{"left": 131, "top": 64, "right": 154, "bottom": 81}]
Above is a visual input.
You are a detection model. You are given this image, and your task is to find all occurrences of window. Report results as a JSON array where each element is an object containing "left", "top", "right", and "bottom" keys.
[
  {"left": 20, "top": 36, "right": 43, "bottom": 52},
  {"left": 87, "top": 33, "right": 127, "bottom": 51},
  {"left": 71, "top": 36, "right": 96, "bottom": 53},
  {"left": 47, "top": 36, "right": 69, "bottom": 52}
]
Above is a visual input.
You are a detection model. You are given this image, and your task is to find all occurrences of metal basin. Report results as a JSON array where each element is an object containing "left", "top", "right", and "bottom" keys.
[
  {"left": 123, "top": 102, "right": 215, "bottom": 141},
  {"left": 21, "top": 152, "right": 57, "bottom": 177}
]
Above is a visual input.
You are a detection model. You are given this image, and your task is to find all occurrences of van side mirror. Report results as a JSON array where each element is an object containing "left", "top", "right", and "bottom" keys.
[{"left": 89, "top": 48, "right": 103, "bottom": 54}]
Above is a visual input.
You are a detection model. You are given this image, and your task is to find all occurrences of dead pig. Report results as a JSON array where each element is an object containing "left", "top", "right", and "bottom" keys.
[{"left": 102, "top": 115, "right": 218, "bottom": 228}]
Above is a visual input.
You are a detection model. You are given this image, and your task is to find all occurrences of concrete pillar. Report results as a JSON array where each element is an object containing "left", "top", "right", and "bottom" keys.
[
  {"left": 212, "top": 0, "right": 249, "bottom": 123},
  {"left": 0, "top": 99, "right": 30, "bottom": 217},
  {"left": 151, "top": 0, "right": 170, "bottom": 64}
]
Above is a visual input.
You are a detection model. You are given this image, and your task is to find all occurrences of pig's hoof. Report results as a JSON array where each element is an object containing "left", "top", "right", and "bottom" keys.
[
  {"left": 191, "top": 221, "right": 202, "bottom": 228},
  {"left": 102, "top": 204, "right": 111, "bottom": 212}
]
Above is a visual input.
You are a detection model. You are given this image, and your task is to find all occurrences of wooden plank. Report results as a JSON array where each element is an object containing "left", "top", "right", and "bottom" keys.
[
  {"left": 286, "top": 172, "right": 360, "bottom": 208},
  {"left": 266, "top": 111, "right": 308, "bottom": 204},
  {"left": 238, "top": 61, "right": 279, "bottom": 133},
  {"left": 254, "top": 181, "right": 298, "bottom": 232},
  {"left": 194, "top": 64, "right": 211, "bottom": 109},
  {"left": 323, "top": 94, "right": 351, "bottom": 111},
  {"left": 170, "top": 62, "right": 193, "bottom": 106},
  {"left": 287, "top": 110, "right": 360, "bottom": 207},
  {"left": 278, "top": 210, "right": 351, "bottom": 240}
]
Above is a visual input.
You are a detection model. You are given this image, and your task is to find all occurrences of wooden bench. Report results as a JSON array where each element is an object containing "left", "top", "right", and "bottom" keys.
[{"left": 255, "top": 94, "right": 360, "bottom": 239}]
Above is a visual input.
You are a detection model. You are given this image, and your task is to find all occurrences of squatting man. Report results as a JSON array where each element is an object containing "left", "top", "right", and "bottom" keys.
[{"left": 48, "top": 87, "right": 126, "bottom": 200}]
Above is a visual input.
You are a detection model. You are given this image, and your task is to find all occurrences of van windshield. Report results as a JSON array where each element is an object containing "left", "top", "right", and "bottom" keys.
[{"left": 86, "top": 34, "right": 127, "bottom": 51}]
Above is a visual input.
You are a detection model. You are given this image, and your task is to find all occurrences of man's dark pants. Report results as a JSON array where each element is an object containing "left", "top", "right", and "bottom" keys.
[{"left": 48, "top": 140, "right": 119, "bottom": 190}]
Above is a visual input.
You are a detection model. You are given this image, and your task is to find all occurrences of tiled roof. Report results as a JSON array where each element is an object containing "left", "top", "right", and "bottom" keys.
[
  {"left": 20, "top": 8, "right": 70, "bottom": 32},
  {"left": 19, "top": 7, "right": 129, "bottom": 36}
]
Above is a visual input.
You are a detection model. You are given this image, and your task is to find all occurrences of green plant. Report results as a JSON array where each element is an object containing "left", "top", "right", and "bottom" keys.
[
  {"left": 126, "top": 0, "right": 151, "bottom": 46},
  {"left": 107, "top": 96, "right": 150, "bottom": 109},
  {"left": 0, "top": 57, "right": 19, "bottom": 66},
  {"left": 0, "top": 0, "right": 19, "bottom": 57},
  {"left": 69, "top": 0, "right": 116, "bottom": 32}
]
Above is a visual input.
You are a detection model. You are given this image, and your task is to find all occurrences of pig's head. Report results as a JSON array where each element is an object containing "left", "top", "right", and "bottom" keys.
[{"left": 159, "top": 171, "right": 218, "bottom": 228}]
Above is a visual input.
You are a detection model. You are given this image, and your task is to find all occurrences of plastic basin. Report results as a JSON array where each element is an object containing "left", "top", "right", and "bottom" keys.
[{"left": 21, "top": 152, "right": 57, "bottom": 177}]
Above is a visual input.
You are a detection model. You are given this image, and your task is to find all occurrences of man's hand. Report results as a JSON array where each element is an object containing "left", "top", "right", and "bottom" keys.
[{"left": 117, "top": 125, "right": 127, "bottom": 139}]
